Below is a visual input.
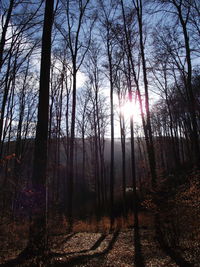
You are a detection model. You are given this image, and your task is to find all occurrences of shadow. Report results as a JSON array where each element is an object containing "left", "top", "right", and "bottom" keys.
[
  {"left": 0, "top": 258, "right": 23, "bottom": 267},
  {"left": 134, "top": 226, "right": 145, "bottom": 267},
  {"left": 59, "top": 233, "right": 75, "bottom": 245},
  {"left": 49, "top": 231, "right": 119, "bottom": 266},
  {"left": 49, "top": 233, "right": 107, "bottom": 258},
  {"left": 0, "top": 233, "right": 117, "bottom": 267},
  {"left": 155, "top": 214, "right": 194, "bottom": 267},
  {"left": 0, "top": 253, "right": 41, "bottom": 267},
  {"left": 90, "top": 234, "right": 106, "bottom": 250},
  {"left": 0, "top": 233, "right": 76, "bottom": 267},
  {"left": 50, "top": 232, "right": 69, "bottom": 237}
]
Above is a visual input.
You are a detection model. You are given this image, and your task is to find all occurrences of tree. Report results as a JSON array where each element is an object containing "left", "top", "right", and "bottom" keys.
[
  {"left": 23, "top": 0, "right": 54, "bottom": 255},
  {"left": 172, "top": 0, "right": 200, "bottom": 167},
  {"left": 153, "top": 0, "right": 200, "bottom": 167},
  {"left": 98, "top": 0, "right": 120, "bottom": 229},
  {"left": 115, "top": 67, "right": 128, "bottom": 217},
  {"left": 0, "top": 0, "right": 15, "bottom": 72},
  {"left": 133, "top": 0, "right": 157, "bottom": 187},
  {"left": 119, "top": 0, "right": 157, "bottom": 190},
  {"left": 56, "top": 0, "right": 94, "bottom": 231}
]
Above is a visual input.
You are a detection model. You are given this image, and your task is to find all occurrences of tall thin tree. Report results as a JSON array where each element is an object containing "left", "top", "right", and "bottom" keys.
[{"left": 23, "top": 0, "right": 54, "bottom": 255}]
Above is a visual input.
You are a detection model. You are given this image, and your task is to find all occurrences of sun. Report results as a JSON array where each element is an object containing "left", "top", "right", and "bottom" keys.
[{"left": 120, "top": 100, "right": 141, "bottom": 123}]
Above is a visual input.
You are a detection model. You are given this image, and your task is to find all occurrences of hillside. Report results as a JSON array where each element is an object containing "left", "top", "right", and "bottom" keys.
[{"left": 0, "top": 170, "right": 199, "bottom": 266}]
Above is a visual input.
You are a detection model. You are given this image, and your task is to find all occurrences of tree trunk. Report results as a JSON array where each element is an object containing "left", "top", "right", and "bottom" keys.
[
  {"left": 135, "top": 1, "right": 157, "bottom": 187},
  {"left": 175, "top": 2, "right": 200, "bottom": 167},
  {"left": 108, "top": 48, "right": 115, "bottom": 230},
  {"left": 23, "top": 0, "right": 54, "bottom": 255},
  {"left": 0, "top": 0, "right": 14, "bottom": 71},
  {"left": 67, "top": 64, "right": 77, "bottom": 232}
]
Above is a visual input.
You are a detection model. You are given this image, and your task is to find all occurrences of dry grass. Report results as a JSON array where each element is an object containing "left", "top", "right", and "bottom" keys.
[
  {"left": 0, "top": 211, "right": 154, "bottom": 264},
  {"left": 49, "top": 211, "right": 154, "bottom": 234}
]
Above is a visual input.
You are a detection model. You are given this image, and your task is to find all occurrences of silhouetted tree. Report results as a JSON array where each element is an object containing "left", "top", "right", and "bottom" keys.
[{"left": 24, "top": 0, "right": 54, "bottom": 255}]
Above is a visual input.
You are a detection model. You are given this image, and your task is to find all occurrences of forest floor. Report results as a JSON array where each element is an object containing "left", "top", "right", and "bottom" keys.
[
  {"left": 0, "top": 170, "right": 199, "bottom": 266},
  {"left": 47, "top": 228, "right": 179, "bottom": 267},
  {"left": 0, "top": 227, "right": 181, "bottom": 267},
  {"left": 0, "top": 218, "right": 199, "bottom": 267}
]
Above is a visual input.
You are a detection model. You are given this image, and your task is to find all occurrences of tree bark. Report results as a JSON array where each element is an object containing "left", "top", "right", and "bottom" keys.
[
  {"left": 24, "top": 0, "right": 54, "bottom": 255},
  {"left": 0, "top": 0, "right": 15, "bottom": 71}
]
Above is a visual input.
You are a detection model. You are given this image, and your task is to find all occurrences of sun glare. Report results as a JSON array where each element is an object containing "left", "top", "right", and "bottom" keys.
[{"left": 120, "top": 101, "right": 141, "bottom": 123}]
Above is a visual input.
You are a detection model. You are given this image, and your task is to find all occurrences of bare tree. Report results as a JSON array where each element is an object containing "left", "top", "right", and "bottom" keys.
[
  {"left": 23, "top": 0, "right": 54, "bottom": 255},
  {"left": 0, "top": 0, "right": 15, "bottom": 71},
  {"left": 153, "top": 0, "right": 200, "bottom": 167},
  {"left": 56, "top": 0, "right": 96, "bottom": 231}
]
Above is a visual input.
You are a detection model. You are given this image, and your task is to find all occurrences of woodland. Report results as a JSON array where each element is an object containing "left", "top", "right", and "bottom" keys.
[{"left": 0, "top": 0, "right": 200, "bottom": 266}]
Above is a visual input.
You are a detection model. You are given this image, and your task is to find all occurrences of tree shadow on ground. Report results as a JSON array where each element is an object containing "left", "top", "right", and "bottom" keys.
[
  {"left": 0, "top": 232, "right": 118, "bottom": 267},
  {"left": 49, "top": 231, "right": 119, "bottom": 266},
  {"left": 134, "top": 226, "right": 145, "bottom": 267},
  {"left": 49, "top": 233, "right": 107, "bottom": 257},
  {"left": 155, "top": 214, "right": 194, "bottom": 267},
  {"left": 58, "top": 233, "right": 75, "bottom": 245}
]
